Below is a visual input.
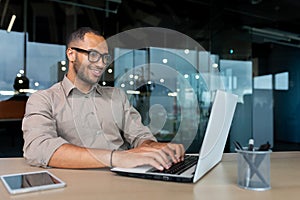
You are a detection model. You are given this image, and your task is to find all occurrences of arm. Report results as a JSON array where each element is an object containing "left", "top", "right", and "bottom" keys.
[
  {"left": 22, "top": 90, "right": 113, "bottom": 169},
  {"left": 23, "top": 89, "right": 184, "bottom": 169},
  {"left": 22, "top": 91, "right": 68, "bottom": 167},
  {"left": 49, "top": 142, "right": 182, "bottom": 170},
  {"left": 48, "top": 144, "right": 111, "bottom": 168}
]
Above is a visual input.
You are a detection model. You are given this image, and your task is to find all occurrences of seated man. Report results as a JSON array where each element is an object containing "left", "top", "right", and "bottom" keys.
[{"left": 22, "top": 27, "right": 184, "bottom": 170}]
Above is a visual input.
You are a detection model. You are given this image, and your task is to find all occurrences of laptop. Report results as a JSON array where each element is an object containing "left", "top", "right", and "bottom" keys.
[{"left": 111, "top": 90, "right": 238, "bottom": 183}]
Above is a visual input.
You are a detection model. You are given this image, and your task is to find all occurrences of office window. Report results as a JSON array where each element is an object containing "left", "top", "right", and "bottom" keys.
[
  {"left": 254, "top": 74, "right": 273, "bottom": 89},
  {"left": 275, "top": 72, "right": 289, "bottom": 90},
  {"left": 0, "top": 30, "right": 24, "bottom": 100},
  {"left": 27, "top": 42, "right": 66, "bottom": 90},
  {"left": 219, "top": 60, "right": 252, "bottom": 102}
]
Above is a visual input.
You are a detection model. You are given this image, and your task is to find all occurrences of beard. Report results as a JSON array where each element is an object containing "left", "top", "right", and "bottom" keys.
[{"left": 73, "top": 57, "right": 101, "bottom": 86}]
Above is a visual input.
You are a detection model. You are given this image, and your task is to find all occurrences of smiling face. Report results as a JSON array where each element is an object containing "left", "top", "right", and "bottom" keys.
[{"left": 67, "top": 32, "right": 109, "bottom": 93}]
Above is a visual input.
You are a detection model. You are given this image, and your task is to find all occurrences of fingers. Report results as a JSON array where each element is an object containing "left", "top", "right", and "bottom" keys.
[
  {"left": 146, "top": 158, "right": 164, "bottom": 171},
  {"left": 163, "top": 143, "right": 185, "bottom": 163},
  {"left": 162, "top": 145, "right": 177, "bottom": 163},
  {"left": 147, "top": 151, "right": 171, "bottom": 170},
  {"left": 143, "top": 143, "right": 185, "bottom": 169},
  {"left": 124, "top": 142, "right": 186, "bottom": 170},
  {"left": 172, "top": 143, "right": 185, "bottom": 161},
  {"left": 132, "top": 151, "right": 171, "bottom": 170}
]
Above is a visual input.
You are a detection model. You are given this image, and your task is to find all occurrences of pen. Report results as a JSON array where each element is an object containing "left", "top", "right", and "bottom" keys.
[
  {"left": 233, "top": 141, "right": 269, "bottom": 187},
  {"left": 246, "top": 139, "right": 254, "bottom": 186},
  {"left": 248, "top": 139, "right": 254, "bottom": 151},
  {"left": 250, "top": 142, "right": 271, "bottom": 179},
  {"left": 233, "top": 141, "right": 243, "bottom": 150}
]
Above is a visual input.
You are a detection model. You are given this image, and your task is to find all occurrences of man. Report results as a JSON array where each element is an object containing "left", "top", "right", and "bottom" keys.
[{"left": 22, "top": 27, "right": 184, "bottom": 170}]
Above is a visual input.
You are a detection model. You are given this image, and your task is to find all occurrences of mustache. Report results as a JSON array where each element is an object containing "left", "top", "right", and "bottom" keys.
[{"left": 87, "top": 64, "right": 103, "bottom": 71}]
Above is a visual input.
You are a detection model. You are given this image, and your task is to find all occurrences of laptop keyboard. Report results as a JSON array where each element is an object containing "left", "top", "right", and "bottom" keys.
[{"left": 150, "top": 155, "right": 198, "bottom": 175}]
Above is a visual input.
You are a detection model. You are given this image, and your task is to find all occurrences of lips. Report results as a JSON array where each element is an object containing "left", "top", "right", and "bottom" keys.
[
  {"left": 88, "top": 64, "right": 103, "bottom": 77},
  {"left": 91, "top": 68, "right": 102, "bottom": 77}
]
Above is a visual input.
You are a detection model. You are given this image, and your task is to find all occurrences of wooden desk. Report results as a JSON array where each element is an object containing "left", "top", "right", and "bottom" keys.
[{"left": 0, "top": 152, "right": 299, "bottom": 200}]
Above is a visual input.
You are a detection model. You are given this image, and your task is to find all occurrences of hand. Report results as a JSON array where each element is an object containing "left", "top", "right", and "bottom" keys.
[
  {"left": 139, "top": 141, "right": 185, "bottom": 163},
  {"left": 111, "top": 141, "right": 185, "bottom": 170}
]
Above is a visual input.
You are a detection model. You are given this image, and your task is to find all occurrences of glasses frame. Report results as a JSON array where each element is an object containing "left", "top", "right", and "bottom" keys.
[{"left": 70, "top": 47, "right": 111, "bottom": 65}]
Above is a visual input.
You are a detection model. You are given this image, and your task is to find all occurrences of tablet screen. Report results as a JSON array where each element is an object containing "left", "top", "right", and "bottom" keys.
[{"left": 1, "top": 171, "right": 66, "bottom": 194}]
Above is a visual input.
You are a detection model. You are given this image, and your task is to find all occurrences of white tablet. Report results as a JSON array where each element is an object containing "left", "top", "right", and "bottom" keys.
[{"left": 0, "top": 170, "right": 66, "bottom": 195}]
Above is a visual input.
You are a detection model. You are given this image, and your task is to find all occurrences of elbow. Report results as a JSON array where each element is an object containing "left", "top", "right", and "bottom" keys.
[{"left": 23, "top": 144, "right": 49, "bottom": 168}]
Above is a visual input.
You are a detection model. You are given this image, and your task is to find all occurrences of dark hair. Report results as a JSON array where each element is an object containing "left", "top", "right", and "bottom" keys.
[
  {"left": 13, "top": 76, "right": 29, "bottom": 92},
  {"left": 66, "top": 27, "right": 102, "bottom": 47}
]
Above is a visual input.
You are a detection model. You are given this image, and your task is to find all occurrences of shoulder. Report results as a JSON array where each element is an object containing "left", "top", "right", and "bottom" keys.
[{"left": 27, "top": 82, "right": 63, "bottom": 105}]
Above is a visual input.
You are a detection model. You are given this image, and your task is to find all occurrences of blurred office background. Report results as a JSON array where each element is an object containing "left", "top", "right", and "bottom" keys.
[{"left": 1, "top": 0, "right": 300, "bottom": 157}]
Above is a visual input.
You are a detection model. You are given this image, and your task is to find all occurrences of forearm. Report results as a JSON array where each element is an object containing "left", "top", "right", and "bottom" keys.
[{"left": 48, "top": 144, "right": 112, "bottom": 169}]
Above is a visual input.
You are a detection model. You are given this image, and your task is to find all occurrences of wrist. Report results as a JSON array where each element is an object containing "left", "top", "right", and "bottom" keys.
[
  {"left": 110, "top": 149, "right": 116, "bottom": 168},
  {"left": 140, "top": 140, "right": 156, "bottom": 147}
]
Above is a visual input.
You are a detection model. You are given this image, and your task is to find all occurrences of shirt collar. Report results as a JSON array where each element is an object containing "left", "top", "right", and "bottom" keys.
[
  {"left": 61, "top": 76, "right": 75, "bottom": 96},
  {"left": 61, "top": 75, "right": 103, "bottom": 96},
  {"left": 94, "top": 84, "right": 103, "bottom": 95}
]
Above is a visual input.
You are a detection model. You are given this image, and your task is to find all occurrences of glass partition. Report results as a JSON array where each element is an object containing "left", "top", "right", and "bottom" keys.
[
  {"left": 0, "top": 30, "right": 24, "bottom": 101},
  {"left": 27, "top": 42, "right": 66, "bottom": 89},
  {"left": 113, "top": 47, "right": 228, "bottom": 152}
]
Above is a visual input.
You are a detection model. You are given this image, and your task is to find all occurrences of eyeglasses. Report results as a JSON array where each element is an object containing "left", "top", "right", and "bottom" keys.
[{"left": 70, "top": 47, "right": 112, "bottom": 65}]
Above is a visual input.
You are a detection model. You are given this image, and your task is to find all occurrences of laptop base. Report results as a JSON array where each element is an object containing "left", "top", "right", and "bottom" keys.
[{"left": 113, "top": 171, "right": 194, "bottom": 183}]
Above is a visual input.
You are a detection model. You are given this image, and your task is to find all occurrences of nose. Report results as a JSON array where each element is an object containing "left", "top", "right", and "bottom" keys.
[{"left": 95, "top": 58, "right": 106, "bottom": 69}]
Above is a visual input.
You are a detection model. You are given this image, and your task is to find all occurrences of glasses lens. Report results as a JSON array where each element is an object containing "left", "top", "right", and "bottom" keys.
[
  {"left": 88, "top": 51, "right": 100, "bottom": 62},
  {"left": 103, "top": 54, "right": 111, "bottom": 65}
]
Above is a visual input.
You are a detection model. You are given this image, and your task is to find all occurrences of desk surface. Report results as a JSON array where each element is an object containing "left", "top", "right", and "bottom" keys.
[{"left": 0, "top": 152, "right": 299, "bottom": 200}]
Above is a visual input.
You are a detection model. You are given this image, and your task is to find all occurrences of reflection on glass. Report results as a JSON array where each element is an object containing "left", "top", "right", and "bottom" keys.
[{"left": 113, "top": 47, "right": 224, "bottom": 152}]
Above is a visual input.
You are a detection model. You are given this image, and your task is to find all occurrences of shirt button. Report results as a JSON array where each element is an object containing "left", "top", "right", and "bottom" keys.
[{"left": 96, "top": 130, "right": 101, "bottom": 135}]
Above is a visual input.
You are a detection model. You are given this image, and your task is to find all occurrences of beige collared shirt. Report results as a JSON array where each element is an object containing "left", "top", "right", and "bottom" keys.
[{"left": 22, "top": 76, "right": 156, "bottom": 167}]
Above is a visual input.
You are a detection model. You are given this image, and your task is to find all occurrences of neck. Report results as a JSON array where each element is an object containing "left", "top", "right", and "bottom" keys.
[{"left": 66, "top": 72, "right": 92, "bottom": 94}]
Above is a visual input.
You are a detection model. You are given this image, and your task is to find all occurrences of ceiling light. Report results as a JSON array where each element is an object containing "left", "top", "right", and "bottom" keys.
[
  {"left": 126, "top": 90, "right": 140, "bottom": 95},
  {"left": 212, "top": 63, "right": 219, "bottom": 68},
  {"left": 7, "top": 15, "right": 16, "bottom": 32}
]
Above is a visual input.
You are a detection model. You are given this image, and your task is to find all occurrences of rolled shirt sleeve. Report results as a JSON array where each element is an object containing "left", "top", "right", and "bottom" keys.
[{"left": 22, "top": 90, "right": 68, "bottom": 167}]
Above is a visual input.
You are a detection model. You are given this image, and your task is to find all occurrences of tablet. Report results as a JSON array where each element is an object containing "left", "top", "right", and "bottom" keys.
[{"left": 0, "top": 170, "right": 66, "bottom": 195}]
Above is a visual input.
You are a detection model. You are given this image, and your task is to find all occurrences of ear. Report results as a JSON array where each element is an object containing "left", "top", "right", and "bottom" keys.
[{"left": 66, "top": 48, "right": 76, "bottom": 62}]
